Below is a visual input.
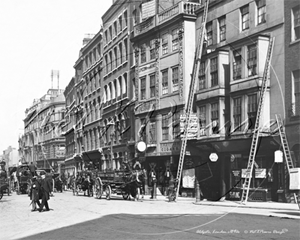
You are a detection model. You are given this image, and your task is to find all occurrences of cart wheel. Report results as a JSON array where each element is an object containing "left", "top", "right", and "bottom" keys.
[
  {"left": 95, "top": 178, "right": 103, "bottom": 199},
  {"left": 122, "top": 190, "right": 129, "bottom": 200},
  {"left": 105, "top": 185, "right": 111, "bottom": 200}
]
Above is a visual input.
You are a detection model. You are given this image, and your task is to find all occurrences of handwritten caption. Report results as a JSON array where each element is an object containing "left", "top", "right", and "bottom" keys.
[{"left": 196, "top": 229, "right": 288, "bottom": 235}]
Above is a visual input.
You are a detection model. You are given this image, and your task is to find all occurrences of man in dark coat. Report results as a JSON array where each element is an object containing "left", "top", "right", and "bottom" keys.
[
  {"left": 38, "top": 172, "right": 52, "bottom": 212},
  {"left": 29, "top": 176, "right": 41, "bottom": 211}
]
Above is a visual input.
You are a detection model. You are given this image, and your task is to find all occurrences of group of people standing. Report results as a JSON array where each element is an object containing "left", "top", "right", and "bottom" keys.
[{"left": 29, "top": 172, "right": 52, "bottom": 212}]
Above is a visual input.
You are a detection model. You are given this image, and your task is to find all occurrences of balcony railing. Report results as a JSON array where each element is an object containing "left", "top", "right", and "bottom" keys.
[
  {"left": 134, "top": 17, "right": 155, "bottom": 36},
  {"left": 134, "top": 1, "right": 201, "bottom": 37}
]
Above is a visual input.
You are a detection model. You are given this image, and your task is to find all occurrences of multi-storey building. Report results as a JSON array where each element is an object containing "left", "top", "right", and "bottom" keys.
[
  {"left": 284, "top": 0, "right": 300, "bottom": 169},
  {"left": 100, "top": 0, "right": 139, "bottom": 171},
  {"left": 21, "top": 88, "right": 65, "bottom": 171},
  {"left": 131, "top": 0, "right": 203, "bottom": 196},
  {"left": 71, "top": 32, "right": 103, "bottom": 174},
  {"left": 80, "top": 31, "right": 104, "bottom": 171},
  {"left": 131, "top": 0, "right": 299, "bottom": 201},
  {"left": 62, "top": 77, "right": 76, "bottom": 175}
]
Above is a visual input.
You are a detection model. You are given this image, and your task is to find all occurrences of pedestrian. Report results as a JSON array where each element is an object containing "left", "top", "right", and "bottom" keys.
[
  {"left": 29, "top": 176, "right": 41, "bottom": 212},
  {"left": 38, "top": 172, "right": 52, "bottom": 212},
  {"left": 149, "top": 172, "right": 157, "bottom": 199}
]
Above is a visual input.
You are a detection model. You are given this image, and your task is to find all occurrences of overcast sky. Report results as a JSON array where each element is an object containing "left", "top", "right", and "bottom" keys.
[{"left": 0, "top": 0, "right": 112, "bottom": 152}]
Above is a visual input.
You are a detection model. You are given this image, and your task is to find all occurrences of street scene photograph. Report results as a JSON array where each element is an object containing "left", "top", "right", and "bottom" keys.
[{"left": 0, "top": 0, "right": 299, "bottom": 239}]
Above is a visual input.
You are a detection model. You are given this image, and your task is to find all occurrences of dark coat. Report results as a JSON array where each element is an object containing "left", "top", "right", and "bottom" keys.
[
  {"left": 41, "top": 178, "right": 52, "bottom": 200},
  {"left": 30, "top": 179, "right": 41, "bottom": 201}
]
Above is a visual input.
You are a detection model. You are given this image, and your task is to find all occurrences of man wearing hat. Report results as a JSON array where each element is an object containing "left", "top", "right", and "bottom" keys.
[
  {"left": 38, "top": 172, "right": 52, "bottom": 212},
  {"left": 29, "top": 176, "right": 41, "bottom": 211}
]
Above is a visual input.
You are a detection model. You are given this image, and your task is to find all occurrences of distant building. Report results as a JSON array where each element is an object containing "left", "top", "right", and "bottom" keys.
[
  {"left": 20, "top": 88, "right": 66, "bottom": 172},
  {"left": 2, "top": 146, "right": 19, "bottom": 169}
]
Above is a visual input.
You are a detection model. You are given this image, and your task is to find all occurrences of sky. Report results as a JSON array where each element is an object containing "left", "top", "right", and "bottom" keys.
[{"left": 0, "top": 0, "right": 112, "bottom": 152}]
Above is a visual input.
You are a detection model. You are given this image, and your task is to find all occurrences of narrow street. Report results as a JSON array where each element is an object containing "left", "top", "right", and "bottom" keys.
[{"left": 1, "top": 191, "right": 299, "bottom": 240}]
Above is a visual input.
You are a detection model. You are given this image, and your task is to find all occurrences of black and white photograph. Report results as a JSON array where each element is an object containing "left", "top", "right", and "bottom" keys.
[{"left": 0, "top": 0, "right": 299, "bottom": 239}]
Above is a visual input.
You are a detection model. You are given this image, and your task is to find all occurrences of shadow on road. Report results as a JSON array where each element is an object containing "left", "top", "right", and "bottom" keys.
[{"left": 17, "top": 213, "right": 298, "bottom": 240}]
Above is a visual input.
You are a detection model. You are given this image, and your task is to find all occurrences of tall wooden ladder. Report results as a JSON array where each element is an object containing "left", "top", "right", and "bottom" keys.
[
  {"left": 240, "top": 37, "right": 275, "bottom": 203},
  {"left": 275, "top": 114, "right": 299, "bottom": 208},
  {"left": 174, "top": 0, "right": 209, "bottom": 200}
]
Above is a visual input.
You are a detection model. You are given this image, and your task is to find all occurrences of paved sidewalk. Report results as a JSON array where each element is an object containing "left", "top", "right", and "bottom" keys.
[
  {"left": 65, "top": 189, "right": 300, "bottom": 211},
  {"left": 141, "top": 194, "right": 300, "bottom": 211}
]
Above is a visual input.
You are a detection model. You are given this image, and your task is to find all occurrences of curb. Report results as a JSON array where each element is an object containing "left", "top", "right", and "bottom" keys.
[{"left": 192, "top": 201, "right": 300, "bottom": 211}]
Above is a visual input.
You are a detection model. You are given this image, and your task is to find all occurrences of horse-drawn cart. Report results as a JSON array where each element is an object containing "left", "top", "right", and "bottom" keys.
[{"left": 94, "top": 169, "right": 144, "bottom": 201}]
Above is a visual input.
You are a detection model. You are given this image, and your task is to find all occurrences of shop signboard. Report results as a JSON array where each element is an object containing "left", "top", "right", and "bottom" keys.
[{"left": 241, "top": 168, "right": 266, "bottom": 178}]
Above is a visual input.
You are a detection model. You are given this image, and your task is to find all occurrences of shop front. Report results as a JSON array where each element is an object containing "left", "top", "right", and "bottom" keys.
[{"left": 190, "top": 136, "right": 284, "bottom": 202}]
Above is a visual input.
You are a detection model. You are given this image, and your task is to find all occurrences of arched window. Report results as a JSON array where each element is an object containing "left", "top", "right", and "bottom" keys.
[
  {"left": 118, "top": 76, "right": 122, "bottom": 96},
  {"left": 119, "top": 43, "right": 123, "bottom": 65},
  {"left": 107, "top": 84, "right": 111, "bottom": 101},
  {"left": 122, "top": 73, "right": 127, "bottom": 95},
  {"left": 110, "top": 82, "right": 115, "bottom": 99},
  {"left": 103, "top": 87, "right": 107, "bottom": 103}
]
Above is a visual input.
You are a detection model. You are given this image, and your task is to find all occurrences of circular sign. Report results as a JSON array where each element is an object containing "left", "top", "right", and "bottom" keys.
[
  {"left": 136, "top": 141, "right": 147, "bottom": 152},
  {"left": 209, "top": 153, "right": 218, "bottom": 162}
]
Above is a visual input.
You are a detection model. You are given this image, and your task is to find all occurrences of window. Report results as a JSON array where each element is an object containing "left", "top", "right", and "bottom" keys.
[
  {"left": 172, "top": 111, "right": 180, "bottom": 139},
  {"left": 292, "top": 6, "right": 300, "bottom": 41},
  {"left": 150, "top": 74, "right": 156, "bottom": 98},
  {"left": 199, "top": 106, "right": 206, "bottom": 136},
  {"left": 140, "top": 77, "right": 146, "bottom": 100},
  {"left": 150, "top": 39, "right": 156, "bottom": 60},
  {"left": 139, "top": 118, "right": 146, "bottom": 141},
  {"left": 162, "top": 70, "right": 168, "bottom": 95},
  {"left": 247, "top": 45, "right": 257, "bottom": 76},
  {"left": 113, "top": 21, "right": 117, "bottom": 37},
  {"left": 119, "top": 43, "right": 123, "bottom": 64},
  {"left": 162, "top": 33, "right": 168, "bottom": 55},
  {"left": 291, "top": 70, "right": 300, "bottom": 116},
  {"left": 109, "top": 51, "right": 112, "bottom": 72},
  {"left": 211, "top": 103, "right": 219, "bottom": 134},
  {"left": 219, "top": 16, "right": 226, "bottom": 42},
  {"left": 172, "top": 67, "right": 179, "bottom": 92},
  {"left": 206, "top": 22, "right": 213, "bottom": 46},
  {"left": 140, "top": 44, "right": 146, "bottom": 64},
  {"left": 119, "top": 16, "right": 123, "bottom": 31},
  {"left": 248, "top": 94, "right": 257, "bottom": 129},
  {"left": 124, "top": 10, "right": 128, "bottom": 27},
  {"left": 114, "top": 47, "right": 118, "bottom": 67},
  {"left": 109, "top": 26, "right": 112, "bottom": 41},
  {"left": 210, "top": 57, "right": 218, "bottom": 86},
  {"left": 241, "top": 5, "right": 249, "bottom": 30},
  {"left": 256, "top": 0, "right": 266, "bottom": 25},
  {"left": 233, "top": 49, "right": 242, "bottom": 80},
  {"left": 199, "top": 61, "right": 206, "bottom": 89},
  {"left": 172, "top": 29, "right": 179, "bottom": 51},
  {"left": 124, "top": 38, "right": 128, "bottom": 61},
  {"left": 233, "top": 97, "right": 242, "bottom": 131},
  {"left": 162, "top": 114, "right": 169, "bottom": 141},
  {"left": 148, "top": 121, "right": 157, "bottom": 144},
  {"left": 104, "top": 31, "right": 108, "bottom": 45}
]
